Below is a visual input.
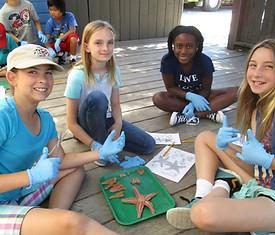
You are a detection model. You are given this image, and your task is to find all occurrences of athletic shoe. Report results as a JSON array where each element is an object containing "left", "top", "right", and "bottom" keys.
[
  {"left": 169, "top": 112, "right": 187, "bottom": 126},
  {"left": 215, "top": 167, "right": 242, "bottom": 196},
  {"left": 94, "top": 159, "right": 108, "bottom": 167},
  {"left": 206, "top": 110, "right": 224, "bottom": 123},
  {"left": 186, "top": 116, "right": 200, "bottom": 126},
  {"left": 166, "top": 197, "right": 200, "bottom": 230}
]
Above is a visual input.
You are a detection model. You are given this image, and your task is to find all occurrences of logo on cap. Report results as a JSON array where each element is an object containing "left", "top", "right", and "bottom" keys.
[{"left": 34, "top": 47, "right": 50, "bottom": 57}]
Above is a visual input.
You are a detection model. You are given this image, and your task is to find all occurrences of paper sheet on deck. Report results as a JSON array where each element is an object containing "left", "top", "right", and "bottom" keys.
[
  {"left": 146, "top": 146, "right": 195, "bottom": 183},
  {"left": 147, "top": 132, "right": 181, "bottom": 145}
]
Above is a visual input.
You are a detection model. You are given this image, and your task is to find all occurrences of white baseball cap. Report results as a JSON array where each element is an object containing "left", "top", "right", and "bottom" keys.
[{"left": 7, "top": 44, "right": 64, "bottom": 72}]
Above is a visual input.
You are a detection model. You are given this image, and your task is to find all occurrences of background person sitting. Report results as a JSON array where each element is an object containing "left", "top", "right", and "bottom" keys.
[{"left": 45, "top": 0, "right": 79, "bottom": 64}]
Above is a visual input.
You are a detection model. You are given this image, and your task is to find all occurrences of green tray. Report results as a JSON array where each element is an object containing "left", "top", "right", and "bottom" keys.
[
  {"left": 0, "top": 79, "right": 9, "bottom": 89},
  {"left": 99, "top": 166, "right": 175, "bottom": 225}
]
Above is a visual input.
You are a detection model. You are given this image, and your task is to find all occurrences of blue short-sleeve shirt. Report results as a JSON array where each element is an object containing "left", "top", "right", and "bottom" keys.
[{"left": 0, "top": 97, "right": 57, "bottom": 202}]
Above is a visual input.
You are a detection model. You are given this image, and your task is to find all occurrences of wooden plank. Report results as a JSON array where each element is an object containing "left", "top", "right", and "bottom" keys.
[
  {"left": 119, "top": 0, "right": 130, "bottom": 40},
  {"left": 148, "top": 0, "right": 158, "bottom": 38},
  {"left": 139, "top": 0, "right": 149, "bottom": 39},
  {"left": 156, "top": 0, "right": 166, "bottom": 37},
  {"left": 110, "top": 0, "right": 121, "bottom": 40},
  {"left": 129, "top": 0, "right": 140, "bottom": 40}
]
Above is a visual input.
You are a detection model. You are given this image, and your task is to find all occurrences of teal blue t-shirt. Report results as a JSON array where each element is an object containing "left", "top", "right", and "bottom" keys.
[
  {"left": 0, "top": 97, "right": 57, "bottom": 202},
  {"left": 0, "top": 33, "right": 17, "bottom": 65}
]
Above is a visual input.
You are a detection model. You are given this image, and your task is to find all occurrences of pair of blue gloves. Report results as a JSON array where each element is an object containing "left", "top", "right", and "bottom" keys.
[
  {"left": 18, "top": 31, "right": 48, "bottom": 47},
  {"left": 27, "top": 147, "right": 61, "bottom": 187},
  {"left": 182, "top": 92, "right": 211, "bottom": 118},
  {"left": 216, "top": 116, "right": 273, "bottom": 169},
  {"left": 91, "top": 130, "right": 126, "bottom": 164}
]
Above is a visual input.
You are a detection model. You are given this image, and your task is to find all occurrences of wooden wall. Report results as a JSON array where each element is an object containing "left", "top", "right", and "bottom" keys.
[
  {"left": 228, "top": 0, "right": 275, "bottom": 49},
  {"left": 66, "top": 0, "right": 183, "bottom": 41}
]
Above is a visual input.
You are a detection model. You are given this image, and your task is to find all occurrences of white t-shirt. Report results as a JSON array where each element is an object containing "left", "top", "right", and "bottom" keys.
[{"left": 64, "top": 65, "right": 122, "bottom": 118}]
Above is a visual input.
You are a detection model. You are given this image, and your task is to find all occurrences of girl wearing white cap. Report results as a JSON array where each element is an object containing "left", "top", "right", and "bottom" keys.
[{"left": 0, "top": 44, "right": 122, "bottom": 235}]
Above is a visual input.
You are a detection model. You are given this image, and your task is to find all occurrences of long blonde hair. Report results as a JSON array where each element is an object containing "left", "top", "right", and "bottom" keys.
[
  {"left": 75, "top": 20, "right": 117, "bottom": 85},
  {"left": 236, "top": 39, "right": 275, "bottom": 140}
]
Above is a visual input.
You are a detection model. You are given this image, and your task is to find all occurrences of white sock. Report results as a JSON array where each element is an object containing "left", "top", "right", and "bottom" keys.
[
  {"left": 70, "top": 55, "right": 76, "bottom": 60},
  {"left": 213, "top": 179, "right": 230, "bottom": 194},
  {"left": 194, "top": 179, "right": 213, "bottom": 198}
]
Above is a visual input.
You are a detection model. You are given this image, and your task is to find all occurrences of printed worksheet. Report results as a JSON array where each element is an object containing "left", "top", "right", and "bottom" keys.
[
  {"left": 146, "top": 146, "right": 195, "bottom": 183},
  {"left": 147, "top": 132, "right": 181, "bottom": 145}
]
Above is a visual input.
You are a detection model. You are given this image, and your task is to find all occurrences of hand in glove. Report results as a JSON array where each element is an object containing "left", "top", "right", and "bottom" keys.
[
  {"left": 27, "top": 147, "right": 61, "bottom": 187},
  {"left": 20, "top": 40, "right": 28, "bottom": 46},
  {"left": 99, "top": 130, "right": 125, "bottom": 164},
  {"left": 182, "top": 102, "right": 195, "bottom": 119},
  {"left": 38, "top": 31, "right": 48, "bottom": 44},
  {"left": 47, "top": 47, "right": 56, "bottom": 57},
  {"left": 216, "top": 115, "right": 240, "bottom": 150},
  {"left": 185, "top": 92, "right": 211, "bottom": 112},
  {"left": 54, "top": 38, "right": 61, "bottom": 52},
  {"left": 236, "top": 129, "right": 273, "bottom": 169}
]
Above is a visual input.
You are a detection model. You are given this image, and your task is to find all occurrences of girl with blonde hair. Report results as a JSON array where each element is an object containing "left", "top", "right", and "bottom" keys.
[{"left": 65, "top": 20, "right": 155, "bottom": 166}]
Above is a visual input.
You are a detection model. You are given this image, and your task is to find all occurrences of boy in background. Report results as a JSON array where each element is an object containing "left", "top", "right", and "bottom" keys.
[
  {"left": 0, "top": 22, "right": 17, "bottom": 78},
  {"left": 45, "top": 0, "right": 79, "bottom": 64},
  {"left": 0, "top": 0, "right": 48, "bottom": 46}
]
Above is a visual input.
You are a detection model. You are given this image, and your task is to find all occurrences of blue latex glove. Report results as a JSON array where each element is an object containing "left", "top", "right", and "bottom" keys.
[
  {"left": 119, "top": 156, "right": 145, "bottom": 169},
  {"left": 47, "top": 47, "right": 56, "bottom": 57},
  {"left": 236, "top": 129, "right": 274, "bottom": 169},
  {"left": 99, "top": 130, "right": 125, "bottom": 164},
  {"left": 27, "top": 147, "right": 61, "bottom": 187},
  {"left": 38, "top": 31, "right": 48, "bottom": 44},
  {"left": 54, "top": 38, "right": 61, "bottom": 52},
  {"left": 91, "top": 140, "right": 119, "bottom": 165},
  {"left": 216, "top": 115, "right": 240, "bottom": 150},
  {"left": 185, "top": 92, "right": 211, "bottom": 112},
  {"left": 182, "top": 102, "right": 195, "bottom": 119},
  {"left": 20, "top": 40, "right": 28, "bottom": 46}
]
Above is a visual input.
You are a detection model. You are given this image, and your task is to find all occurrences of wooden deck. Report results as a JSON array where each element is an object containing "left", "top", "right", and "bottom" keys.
[{"left": 39, "top": 37, "right": 250, "bottom": 235}]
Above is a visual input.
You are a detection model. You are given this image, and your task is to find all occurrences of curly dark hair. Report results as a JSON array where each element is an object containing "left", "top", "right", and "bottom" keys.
[{"left": 167, "top": 25, "right": 204, "bottom": 55}]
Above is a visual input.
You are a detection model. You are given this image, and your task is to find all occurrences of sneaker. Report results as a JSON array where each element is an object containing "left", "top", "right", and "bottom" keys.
[
  {"left": 70, "top": 58, "right": 76, "bottom": 64},
  {"left": 94, "top": 159, "right": 108, "bottom": 167},
  {"left": 186, "top": 116, "right": 200, "bottom": 126},
  {"left": 166, "top": 197, "right": 200, "bottom": 229},
  {"left": 169, "top": 112, "right": 187, "bottom": 126},
  {"left": 215, "top": 167, "right": 242, "bottom": 195},
  {"left": 206, "top": 110, "right": 224, "bottom": 123}
]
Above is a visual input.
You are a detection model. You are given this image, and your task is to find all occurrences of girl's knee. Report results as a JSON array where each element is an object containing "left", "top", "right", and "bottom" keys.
[
  {"left": 152, "top": 92, "right": 160, "bottom": 105},
  {"left": 143, "top": 136, "right": 156, "bottom": 154},
  {"left": 195, "top": 131, "right": 215, "bottom": 145},
  {"left": 57, "top": 210, "right": 89, "bottom": 235},
  {"left": 70, "top": 36, "right": 78, "bottom": 44},
  {"left": 191, "top": 201, "right": 217, "bottom": 231},
  {"left": 86, "top": 91, "right": 108, "bottom": 108}
]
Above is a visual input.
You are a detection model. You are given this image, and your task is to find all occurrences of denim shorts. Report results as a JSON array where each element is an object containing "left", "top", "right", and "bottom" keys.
[{"left": 0, "top": 182, "right": 53, "bottom": 235}]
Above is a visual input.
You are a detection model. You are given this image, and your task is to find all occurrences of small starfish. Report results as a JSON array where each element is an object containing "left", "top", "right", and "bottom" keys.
[
  {"left": 121, "top": 186, "right": 157, "bottom": 218},
  {"left": 164, "top": 160, "right": 183, "bottom": 173}
]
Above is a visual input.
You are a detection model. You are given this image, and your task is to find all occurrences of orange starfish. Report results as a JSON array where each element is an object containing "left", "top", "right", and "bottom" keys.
[{"left": 122, "top": 186, "right": 157, "bottom": 218}]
